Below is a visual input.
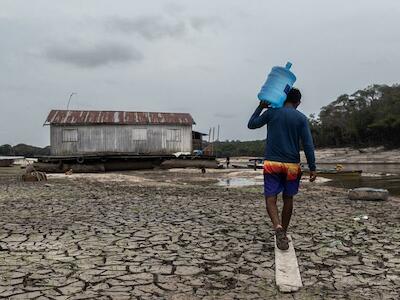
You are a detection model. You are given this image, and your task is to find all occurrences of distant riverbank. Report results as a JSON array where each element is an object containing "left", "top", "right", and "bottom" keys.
[
  {"left": 302, "top": 147, "right": 400, "bottom": 164},
  {"left": 227, "top": 147, "right": 400, "bottom": 165}
]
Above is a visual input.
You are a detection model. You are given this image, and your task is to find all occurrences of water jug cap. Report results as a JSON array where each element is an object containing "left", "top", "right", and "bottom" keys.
[{"left": 285, "top": 62, "right": 292, "bottom": 70}]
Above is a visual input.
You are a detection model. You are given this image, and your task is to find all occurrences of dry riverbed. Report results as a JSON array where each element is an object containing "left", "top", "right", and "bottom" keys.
[{"left": 0, "top": 168, "right": 399, "bottom": 299}]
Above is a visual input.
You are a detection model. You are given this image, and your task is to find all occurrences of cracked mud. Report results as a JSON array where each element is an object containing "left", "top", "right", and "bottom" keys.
[{"left": 0, "top": 170, "right": 399, "bottom": 299}]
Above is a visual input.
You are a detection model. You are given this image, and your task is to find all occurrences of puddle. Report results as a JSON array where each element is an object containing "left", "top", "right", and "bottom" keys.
[
  {"left": 326, "top": 175, "right": 400, "bottom": 196},
  {"left": 217, "top": 177, "right": 262, "bottom": 187}
]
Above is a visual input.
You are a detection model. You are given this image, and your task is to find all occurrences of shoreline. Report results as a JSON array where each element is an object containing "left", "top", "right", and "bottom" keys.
[{"left": 226, "top": 146, "right": 400, "bottom": 164}]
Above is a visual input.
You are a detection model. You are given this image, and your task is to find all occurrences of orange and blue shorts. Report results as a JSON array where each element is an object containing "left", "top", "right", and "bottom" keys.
[{"left": 263, "top": 160, "right": 302, "bottom": 197}]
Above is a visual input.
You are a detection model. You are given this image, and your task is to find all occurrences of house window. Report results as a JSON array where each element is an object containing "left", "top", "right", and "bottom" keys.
[
  {"left": 167, "top": 129, "right": 181, "bottom": 142},
  {"left": 132, "top": 128, "right": 147, "bottom": 141},
  {"left": 62, "top": 129, "right": 78, "bottom": 142}
]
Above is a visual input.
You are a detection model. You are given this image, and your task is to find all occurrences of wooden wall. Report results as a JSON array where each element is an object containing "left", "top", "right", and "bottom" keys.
[{"left": 50, "top": 124, "right": 192, "bottom": 155}]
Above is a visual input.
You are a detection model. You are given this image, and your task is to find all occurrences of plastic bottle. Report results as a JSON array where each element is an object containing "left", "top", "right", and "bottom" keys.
[{"left": 257, "top": 62, "right": 297, "bottom": 108}]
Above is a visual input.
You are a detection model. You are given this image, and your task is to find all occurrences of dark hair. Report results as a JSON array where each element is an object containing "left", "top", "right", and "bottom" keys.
[{"left": 286, "top": 88, "right": 302, "bottom": 104}]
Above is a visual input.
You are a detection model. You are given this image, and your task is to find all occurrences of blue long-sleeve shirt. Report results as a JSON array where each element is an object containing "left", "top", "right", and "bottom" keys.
[{"left": 248, "top": 106, "right": 316, "bottom": 171}]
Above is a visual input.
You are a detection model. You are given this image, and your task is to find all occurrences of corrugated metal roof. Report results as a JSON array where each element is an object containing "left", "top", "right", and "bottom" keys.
[{"left": 45, "top": 110, "right": 195, "bottom": 126}]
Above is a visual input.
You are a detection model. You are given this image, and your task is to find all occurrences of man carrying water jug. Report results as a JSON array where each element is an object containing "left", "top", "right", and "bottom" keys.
[{"left": 247, "top": 88, "right": 317, "bottom": 250}]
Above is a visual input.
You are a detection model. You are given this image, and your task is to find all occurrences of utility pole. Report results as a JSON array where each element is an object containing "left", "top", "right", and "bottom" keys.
[{"left": 67, "top": 92, "right": 77, "bottom": 110}]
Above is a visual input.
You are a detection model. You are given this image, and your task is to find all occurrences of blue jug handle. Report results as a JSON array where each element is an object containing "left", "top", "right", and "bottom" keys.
[{"left": 285, "top": 62, "right": 292, "bottom": 70}]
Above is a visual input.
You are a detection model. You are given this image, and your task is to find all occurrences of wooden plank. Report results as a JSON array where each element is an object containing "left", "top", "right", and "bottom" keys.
[{"left": 274, "top": 235, "right": 303, "bottom": 292}]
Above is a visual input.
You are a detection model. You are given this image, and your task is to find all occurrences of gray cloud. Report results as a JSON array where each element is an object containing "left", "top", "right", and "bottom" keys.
[
  {"left": 44, "top": 43, "right": 143, "bottom": 68},
  {"left": 190, "top": 16, "right": 223, "bottom": 31},
  {"left": 106, "top": 16, "right": 186, "bottom": 40},
  {"left": 105, "top": 15, "right": 222, "bottom": 40},
  {"left": 2, "top": 0, "right": 400, "bottom": 146}
]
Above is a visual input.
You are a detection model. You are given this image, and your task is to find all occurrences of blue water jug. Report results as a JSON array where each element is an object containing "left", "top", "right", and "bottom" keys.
[{"left": 257, "top": 62, "right": 297, "bottom": 108}]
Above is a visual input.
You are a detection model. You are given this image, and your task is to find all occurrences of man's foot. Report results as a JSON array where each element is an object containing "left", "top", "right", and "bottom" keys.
[{"left": 275, "top": 227, "right": 289, "bottom": 250}]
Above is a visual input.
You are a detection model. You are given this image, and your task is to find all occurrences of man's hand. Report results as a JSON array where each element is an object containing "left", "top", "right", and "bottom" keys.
[
  {"left": 259, "top": 101, "right": 270, "bottom": 109},
  {"left": 309, "top": 171, "right": 317, "bottom": 182}
]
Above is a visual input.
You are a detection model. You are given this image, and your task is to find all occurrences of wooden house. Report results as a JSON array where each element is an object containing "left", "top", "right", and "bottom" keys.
[{"left": 44, "top": 110, "right": 195, "bottom": 156}]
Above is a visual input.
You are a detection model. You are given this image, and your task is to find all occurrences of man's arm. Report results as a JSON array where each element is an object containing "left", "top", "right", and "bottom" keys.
[
  {"left": 247, "top": 102, "right": 270, "bottom": 129},
  {"left": 300, "top": 118, "right": 317, "bottom": 181}
]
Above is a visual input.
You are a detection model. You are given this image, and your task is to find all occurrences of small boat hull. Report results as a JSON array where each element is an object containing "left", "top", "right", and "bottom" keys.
[
  {"left": 302, "top": 169, "right": 362, "bottom": 178},
  {"left": 0, "top": 159, "right": 14, "bottom": 167},
  {"left": 232, "top": 164, "right": 250, "bottom": 169},
  {"left": 247, "top": 164, "right": 263, "bottom": 170}
]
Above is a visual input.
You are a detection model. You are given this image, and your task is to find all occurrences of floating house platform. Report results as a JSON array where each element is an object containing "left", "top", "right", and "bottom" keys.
[
  {"left": 35, "top": 153, "right": 217, "bottom": 173},
  {"left": 34, "top": 109, "right": 216, "bottom": 173}
]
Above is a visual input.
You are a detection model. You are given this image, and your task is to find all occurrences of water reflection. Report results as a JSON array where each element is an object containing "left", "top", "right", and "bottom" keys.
[
  {"left": 318, "top": 163, "right": 400, "bottom": 196},
  {"left": 217, "top": 177, "right": 261, "bottom": 187},
  {"left": 216, "top": 164, "right": 400, "bottom": 196},
  {"left": 325, "top": 175, "right": 400, "bottom": 196}
]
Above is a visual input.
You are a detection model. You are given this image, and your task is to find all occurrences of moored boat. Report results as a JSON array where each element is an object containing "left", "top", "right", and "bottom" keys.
[
  {"left": 248, "top": 158, "right": 264, "bottom": 170},
  {"left": 232, "top": 164, "right": 250, "bottom": 169},
  {"left": 0, "top": 158, "right": 15, "bottom": 167},
  {"left": 302, "top": 169, "right": 362, "bottom": 178}
]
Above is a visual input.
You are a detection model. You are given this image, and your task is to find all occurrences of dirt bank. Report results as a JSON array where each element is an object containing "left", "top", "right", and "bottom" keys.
[
  {"left": 304, "top": 147, "right": 400, "bottom": 163},
  {"left": 230, "top": 147, "right": 400, "bottom": 164}
]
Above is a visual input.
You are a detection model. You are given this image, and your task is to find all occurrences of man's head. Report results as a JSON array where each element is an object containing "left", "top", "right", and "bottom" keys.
[{"left": 285, "top": 88, "right": 301, "bottom": 107}]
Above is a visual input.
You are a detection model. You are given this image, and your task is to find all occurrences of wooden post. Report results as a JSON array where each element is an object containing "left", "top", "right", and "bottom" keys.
[{"left": 212, "top": 127, "right": 215, "bottom": 155}]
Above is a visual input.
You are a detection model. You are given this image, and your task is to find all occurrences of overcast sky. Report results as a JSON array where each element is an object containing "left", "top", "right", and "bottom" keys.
[{"left": 1, "top": 0, "right": 400, "bottom": 146}]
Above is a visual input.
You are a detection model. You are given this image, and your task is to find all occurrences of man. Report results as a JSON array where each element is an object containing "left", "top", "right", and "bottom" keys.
[{"left": 247, "top": 88, "right": 316, "bottom": 250}]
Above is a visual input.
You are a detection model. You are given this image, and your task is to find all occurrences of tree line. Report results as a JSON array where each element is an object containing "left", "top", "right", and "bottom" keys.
[
  {"left": 310, "top": 84, "right": 400, "bottom": 148},
  {"left": 213, "top": 140, "right": 265, "bottom": 158},
  {"left": 0, "top": 144, "right": 50, "bottom": 157}
]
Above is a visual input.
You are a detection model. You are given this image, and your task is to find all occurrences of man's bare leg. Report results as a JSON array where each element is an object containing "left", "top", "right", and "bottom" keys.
[
  {"left": 282, "top": 195, "right": 293, "bottom": 232},
  {"left": 265, "top": 196, "right": 281, "bottom": 229},
  {"left": 266, "top": 195, "right": 289, "bottom": 250}
]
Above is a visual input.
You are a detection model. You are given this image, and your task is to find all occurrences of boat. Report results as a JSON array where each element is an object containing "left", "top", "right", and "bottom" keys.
[
  {"left": 0, "top": 158, "right": 15, "bottom": 167},
  {"left": 247, "top": 158, "right": 264, "bottom": 170},
  {"left": 302, "top": 169, "right": 362, "bottom": 178},
  {"left": 232, "top": 164, "right": 250, "bottom": 169},
  {"left": 0, "top": 156, "right": 25, "bottom": 167},
  {"left": 230, "top": 158, "right": 264, "bottom": 169}
]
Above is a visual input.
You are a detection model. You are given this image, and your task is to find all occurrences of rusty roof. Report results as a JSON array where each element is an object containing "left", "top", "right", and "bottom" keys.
[{"left": 44, "top": 110, "right": 195, "bottom": 126}]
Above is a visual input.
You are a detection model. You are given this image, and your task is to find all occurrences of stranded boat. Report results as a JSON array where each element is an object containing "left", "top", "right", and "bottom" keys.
[
  {"left": 302, "top": 169, "right": 362, "bottom": 178},
  {"left": 0, "top": 158, "right": 15, "bottom": 167},
  {"left": 231, "top": 158, "right": 264, "bottom": 169},
  {"left": 248, "top": 158, "right": 264, "bottom": 169}
]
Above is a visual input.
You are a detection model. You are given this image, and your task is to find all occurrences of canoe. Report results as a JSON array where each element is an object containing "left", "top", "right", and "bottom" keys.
[
  {"left": 232, "top": 164, "right": 250, "bottom": 169},
  {"left": 247, "top": 163, "right": 264, "bottom": 170},
  {"left": 302, "top": 169, "right": 362, "bottom": 178},
  {"left": 232, "top": 163, "right": 264, "bottom": 169}
]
